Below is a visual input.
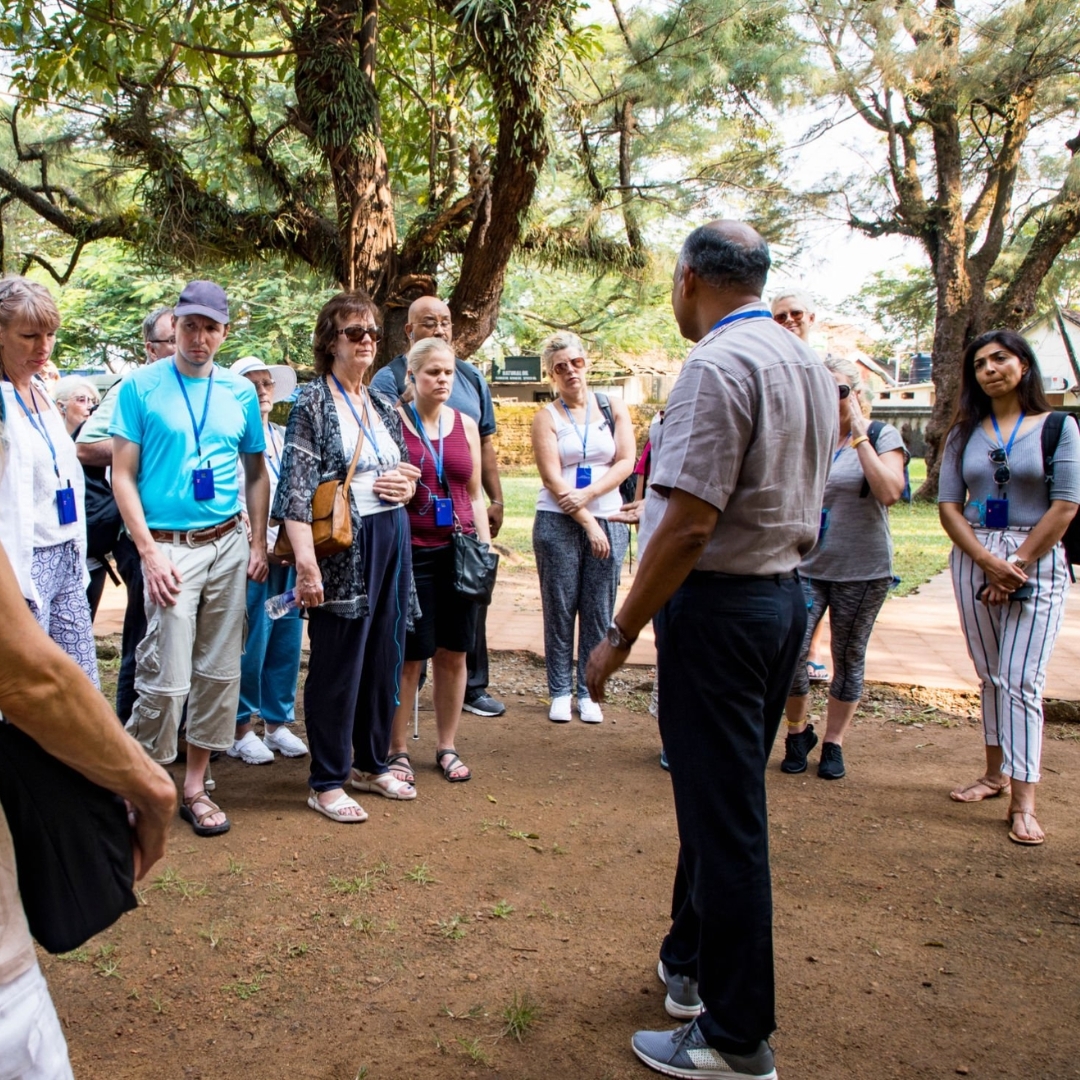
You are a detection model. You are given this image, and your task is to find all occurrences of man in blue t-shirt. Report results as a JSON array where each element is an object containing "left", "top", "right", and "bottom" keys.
[
  {"left": 111, "top": 281, "right": 269, "bottom": 838},
  {"left": 370, "top": 295, "right": 507, "bottom": 717}
]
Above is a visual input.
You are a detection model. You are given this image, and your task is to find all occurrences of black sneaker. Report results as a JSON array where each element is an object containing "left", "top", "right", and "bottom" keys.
[
  {"left": 780, "top": 723, "right": 818, "bottom": 774},
  {"left": 818, "top": 741, "right": 846, "bottom": 780},
  {"left": 462, "top": 692, "right": 506, "bottom": 717}
]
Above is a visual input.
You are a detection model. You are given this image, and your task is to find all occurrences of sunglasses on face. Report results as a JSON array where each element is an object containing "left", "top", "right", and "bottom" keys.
[
  {"left": 988, "top": 447, "right": 1011, "bottom": 486},
  {"left": 552, "top": 356, "right": 587, "bottom": 376},
  {"left": 838, "top": 384, "right": 852, "bottom": 400},
  {"left": 774, "top": 310, "right": 805, "bottom": 323},
  {"left": 338, "top": 325, "right": 382, "bottom": 344}
]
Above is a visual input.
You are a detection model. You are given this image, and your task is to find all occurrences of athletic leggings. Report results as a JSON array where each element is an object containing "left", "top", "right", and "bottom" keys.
[
  {"left": 950, "top": 528, "right": 1068, "bottom": 784},
  {"left": 788, "top": 577, "right": 891, "bottom": 701}
]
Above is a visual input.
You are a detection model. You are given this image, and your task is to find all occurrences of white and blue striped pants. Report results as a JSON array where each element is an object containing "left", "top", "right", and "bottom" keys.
[{"left": 950, "top": 528, "right": 1069, "bottom": 783}]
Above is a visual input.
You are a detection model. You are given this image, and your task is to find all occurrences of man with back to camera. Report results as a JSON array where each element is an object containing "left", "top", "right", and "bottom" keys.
[
  {"left": 77, "top": 306, "right": 175, "bottom": 722},
  {"left": 110, "top": 281, "right": 269, "bottom": 837},
  {"left": 587, "top": 221, "right": 837, "bottom": 1080},
  {"left": 370, "top": 294, "right": 507, "bottom": 717}
]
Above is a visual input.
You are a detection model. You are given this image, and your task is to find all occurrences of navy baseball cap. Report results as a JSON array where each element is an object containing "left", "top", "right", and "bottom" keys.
[{"left": 175, "top": 281, "right": 230, "bottom": 324}]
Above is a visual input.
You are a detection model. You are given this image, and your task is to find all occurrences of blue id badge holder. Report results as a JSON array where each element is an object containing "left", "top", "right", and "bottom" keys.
[
  {"left": 985, "top": 497, "right": 1009, "bottom": 528},
  {"left": 575, "top": 464, "right": 592, "bottom": 489},
  {"left": 193, "top": 465, "right": 215, "bottom": 501},
  {"left": 434, "top": 496, "right": 454, "bottom": 527},
  {"left": 56, "top": 482, "right": 78, "bottom": 525}
]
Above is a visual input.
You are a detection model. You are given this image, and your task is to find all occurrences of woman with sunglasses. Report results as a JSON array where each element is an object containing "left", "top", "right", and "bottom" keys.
[
  {"left": 0, "top": 277, "right": 99, "bottom": 686},
  {"left": 939, "top": 330, "right": 1079, "bottom": 845},
  {"left": 531, "top": 331, "right": 635, "bottom": 723},
  {"left": 272, "top": 291, "right": 421, "bottom": 822},
  {"left": 782, "top": 357, "right": 908, "bottom": 779}
]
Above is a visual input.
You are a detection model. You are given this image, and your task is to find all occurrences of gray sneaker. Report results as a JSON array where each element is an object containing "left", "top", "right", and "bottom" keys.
[
  {"left": 632, "top": 1020, "right": 777, "bottom": 1079},
  {"left": 657, "top": 960, "right": 703, "bottom": 1019}
]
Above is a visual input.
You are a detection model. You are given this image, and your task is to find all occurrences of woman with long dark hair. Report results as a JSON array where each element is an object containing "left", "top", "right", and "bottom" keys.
[{"left": 938, "top": 329, "right": 1080, "bottom": 845}]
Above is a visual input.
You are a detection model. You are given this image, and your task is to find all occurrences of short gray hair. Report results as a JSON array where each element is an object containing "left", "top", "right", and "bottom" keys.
[
  {"left": 142, "top": 306, "right": 174, "bottom": 342},
  {"left": 52, "top": 375, "right": 100, "bottom": 406},
  {"left": 771, "top": 289, "right": 816, "bottom": 316},
  {"left": 539, "top": 331, "right": 586, "bottom": 377}
]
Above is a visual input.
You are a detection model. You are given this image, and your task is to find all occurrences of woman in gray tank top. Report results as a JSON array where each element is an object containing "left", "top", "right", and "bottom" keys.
[{"left": 938, "top": 329, "right": 1080, "bottom": 845}]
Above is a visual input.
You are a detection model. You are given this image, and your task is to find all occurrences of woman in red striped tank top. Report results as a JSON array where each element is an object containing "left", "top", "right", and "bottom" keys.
[{"left": 387, "top": 338, "right": 490, "bottom": 787}]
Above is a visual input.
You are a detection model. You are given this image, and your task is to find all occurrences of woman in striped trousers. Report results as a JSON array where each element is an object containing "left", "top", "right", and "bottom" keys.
[{"left": 938, "top": 329, "right": 1080, "bottom": 846}]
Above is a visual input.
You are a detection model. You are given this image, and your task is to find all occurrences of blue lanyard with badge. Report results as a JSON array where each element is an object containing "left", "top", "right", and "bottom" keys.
[
  {"left": 7, "top": 378, "right": 78, "bottom": 523},
  {"left": 984, "top": 412, "right": 1023, "bottom": 528},
  {"left": 171, "top": 362, "right": 217, "bottom": 500},
  {"left": 265, "top": 424, "right": 281, "bottom": 479},
  {"left": 330, "top": 371, "right": 391, "bottom": 475},
  {"left": 561, "top": 397, "right": 593, "bottom": 488},
  {"left": 409, "top": 403, "right": 453, "bottom": 526}
]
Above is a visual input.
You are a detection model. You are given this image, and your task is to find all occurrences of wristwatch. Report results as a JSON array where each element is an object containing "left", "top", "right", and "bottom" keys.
[
  {"left": 1007, "top": 554, "right": 1029, "bottom": 571},
  {"left": 606, "top": 620, "right": 637, "bottom": 650}
]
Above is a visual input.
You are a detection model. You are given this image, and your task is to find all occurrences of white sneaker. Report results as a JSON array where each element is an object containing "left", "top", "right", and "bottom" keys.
[
  {"left": 227, "top": 730, "right": 275, "bottom": 765},
  {"left": 548, "top": 694, "right": 572, "bottom": 723},
  {"left": 578, "top": 696, "right": 603, "bottom": 724},
  {"left": 263, "top": 726, "right": 309, "bottom": 757}
]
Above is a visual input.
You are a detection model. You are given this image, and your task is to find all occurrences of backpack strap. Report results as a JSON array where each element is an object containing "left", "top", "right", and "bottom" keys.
[
  {"left": 594, "top": 391, "right": 615, "bottom": 433},
  {"left": 858, "top": 421, "right": 885, "bottom": 498},
  {"left": 387, "top": 354, "right": 409, "bottom": 399},
  {"left": 1041, "top": 411, "right": 1068, "bottom": 485}
]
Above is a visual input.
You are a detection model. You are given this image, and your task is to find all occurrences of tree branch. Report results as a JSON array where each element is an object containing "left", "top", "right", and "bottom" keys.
[{"left": 18, "top": 240, "right": 85, "bottom": 285}]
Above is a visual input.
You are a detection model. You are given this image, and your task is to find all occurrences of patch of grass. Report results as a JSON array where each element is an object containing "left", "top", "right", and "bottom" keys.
[
  {"left": 149, "top": 994, "right": 166, "bottom": 1015},
  {"left": 405, "top": 863, "right": 434, "bottom": 885},
  {"left": 490, "top": 899, "right": 514, "bottom": 919},
  {"left": 284, "top": 942, "right": 308, "bottom": 959},
  {"left": 455, "top": 1036, "right": 491, "bottom": 1066},
  {"left": 226, "top": 856, "right": 246, "bottom": 876},
  {"left": 437, "top": 913, "right": 469, "bottom": 940},
  {"left": 198, "top": 923, "right": 221, "bottom": 949},
  {"left": 56, "top": 948, "right": 90, "bottom": 963},
  {"left": 888, "top": 459, "right": 951, "bottom": 596},
  {"left": 329, "top": 873, "right": 376, "bottom": 896},
  {"left": 149, "top": 866, "right": 207, "bottom": 899},
  {"left": 344, "top": 914, "right": 377, "bottom": 936},
  {"left": 501, "top": 992, "right": 540, "bottom": 1043},
  {"left": 223, "top": 973, "right": 264, "bottom": 1001},
  {"left": 95, "top": 957, "right": 121, "bottom": 979},
  {"left": 1051, "top": 723, "right": 1080, "bottom": 741},
  {"left": 507, "top": 829, "right": 540, "bottom": 842},
  {"left": 441, "top": 1003, "right": 486, "bottom": 1020}
]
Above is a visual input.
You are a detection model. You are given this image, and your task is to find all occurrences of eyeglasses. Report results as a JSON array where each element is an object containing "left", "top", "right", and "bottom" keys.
[
  {"left": 67, "top": 394, "right": 96, "bottom": 405},
  {"left": 416, "top": 317, "right": 452, "bottom": 331},
  {"left": 338, "top": 325, "right": 382, "bottom": 343},
  {"left": 552, "top": 356, "right": 587, "bottom": 376},
  {"left": 988, "top": 448, "right": 1010, "bottom": 486},
  {"left": 147, "top": 337, "right": 176, "bottom": 347},
  {"left": 838, "top": 384, "right": 851, "bottom": 400},
  {"left": 773, "top": 310, "right": 805, "bottom": 323}
]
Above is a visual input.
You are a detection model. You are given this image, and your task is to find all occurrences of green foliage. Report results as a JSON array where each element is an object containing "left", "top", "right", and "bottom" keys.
[{"left": 845, "top": 266, "right": 936, "bottom": 363}]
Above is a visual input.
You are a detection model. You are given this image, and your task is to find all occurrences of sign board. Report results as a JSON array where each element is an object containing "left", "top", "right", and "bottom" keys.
[{"left": 494, "top": 355, "right": 542, "bottom": 382}]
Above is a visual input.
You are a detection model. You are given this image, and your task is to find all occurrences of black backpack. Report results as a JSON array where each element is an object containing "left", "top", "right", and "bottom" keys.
[
  {"left": 1040, "top": 411, "right": 1080, "bottom": 573},
  {"left": 859, "top": 420, "right": 912, "bottom": 502},
  {"left": 594, "top": 392, "right": 641, "bottom": 506}
]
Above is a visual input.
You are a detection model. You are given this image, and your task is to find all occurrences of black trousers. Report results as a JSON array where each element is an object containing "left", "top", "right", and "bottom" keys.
[
  {"left": 656, "top": 571, "right": 806, "bottom": 1052},
  {"left": 85, "top": 534, "right": 146, "bottom": 724}
]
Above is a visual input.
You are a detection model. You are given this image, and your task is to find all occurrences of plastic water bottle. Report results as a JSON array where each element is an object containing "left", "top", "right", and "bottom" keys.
[{"left": 265, "top": 589, "right": 298, "bottom": 620}]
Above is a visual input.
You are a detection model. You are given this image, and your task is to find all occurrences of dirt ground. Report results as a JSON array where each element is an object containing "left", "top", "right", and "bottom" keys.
[{"left": 41, "top": 648, "right": 1080, "bottom": 1080}]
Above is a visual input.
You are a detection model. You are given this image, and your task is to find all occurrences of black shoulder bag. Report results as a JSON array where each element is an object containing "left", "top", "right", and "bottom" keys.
[{"left": 438, "top": 448, "right": 499, "bottom": 605}]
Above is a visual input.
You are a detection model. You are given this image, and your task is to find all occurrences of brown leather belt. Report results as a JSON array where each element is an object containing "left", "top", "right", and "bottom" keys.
[{"left": 149, "top": 514, "right": 242, "bottom": 548}]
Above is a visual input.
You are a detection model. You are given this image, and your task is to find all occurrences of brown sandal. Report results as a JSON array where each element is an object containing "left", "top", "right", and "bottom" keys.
[
  {"left": 179, "top": 790, "right": 231, "bottom": 837},
  {"left": 949, "top": 776, "right": 1011, "bottom": 803},
  {"left": 1007, "top": 808, "right": 1045, "bottom": 846}
]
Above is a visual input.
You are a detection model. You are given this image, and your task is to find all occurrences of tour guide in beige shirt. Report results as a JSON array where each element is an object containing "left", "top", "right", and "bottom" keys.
[{"left": 587, "top": 220, "right": 837, "bottom": 1080}]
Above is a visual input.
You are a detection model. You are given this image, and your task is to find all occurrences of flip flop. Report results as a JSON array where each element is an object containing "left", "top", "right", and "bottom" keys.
[
  {"left": 949, "top": 776, "right": 1011, "bottom": 803},
  {"left": 307, "top": 790, "right": 368, "bottom": 823},
  {"left": 1007, "top": 809, "right": 1045, "bottom": 846},
  {"left": 807, "top": 662, "right": 829, "bottom": 682},
  {"left": 436, "top": 748, "right": 471, "bottom": 783},
  {"left": 179, "top": 790, "right": 231, "bottom": 837}
]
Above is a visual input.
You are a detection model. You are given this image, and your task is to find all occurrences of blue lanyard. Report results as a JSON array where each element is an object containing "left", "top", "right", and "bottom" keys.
[
  {"left": 408, "top": 403, "right": 444, "bottom": 483},
  {"left": 709, "top": 309, "right": 773, "bottom": 334},
  {"left": 171, "top": 362, "right": 214, "bottom": 462},
  {"left": 265, "top": 424, "right": 281, "bottom": 479},
  {"left": 330, "top": 372, "right": 387, "bottom": 468},
  {"left": 833, "top": 434, "right": 851, "bottom": 464},
  {"left": 7, "top": 379, "right": 60, "bottom": 479},
  {"left": 560, "top": 395, "right": 592, "bottom": 461},
  {"left": 991, "top": 412, "right": 1024, "bottom": 456}
]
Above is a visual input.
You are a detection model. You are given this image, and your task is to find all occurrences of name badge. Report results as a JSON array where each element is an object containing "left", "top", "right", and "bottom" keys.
[
  {"left": 985, "top": 498, "right": 1009, "bottom": 528},
  {"left": 56, "top": 484, "right": 78, "bottom": 525},
  {"left": 193, "top": 467, "right": 215, "bottom": 502},
  {"left": 433, "top": 497, "right": 454, "bottom": 527},
  {"left": 575, "top": 465, "right": 592, "bottom": 489}
]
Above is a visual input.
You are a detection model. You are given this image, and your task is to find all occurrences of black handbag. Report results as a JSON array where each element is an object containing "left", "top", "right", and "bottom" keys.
[
  {"left": 450, "top": 527, "right": 499, "bottom": 605},
  {"left": 0, "top": 720, "right": 137, "bottom": 954}
]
